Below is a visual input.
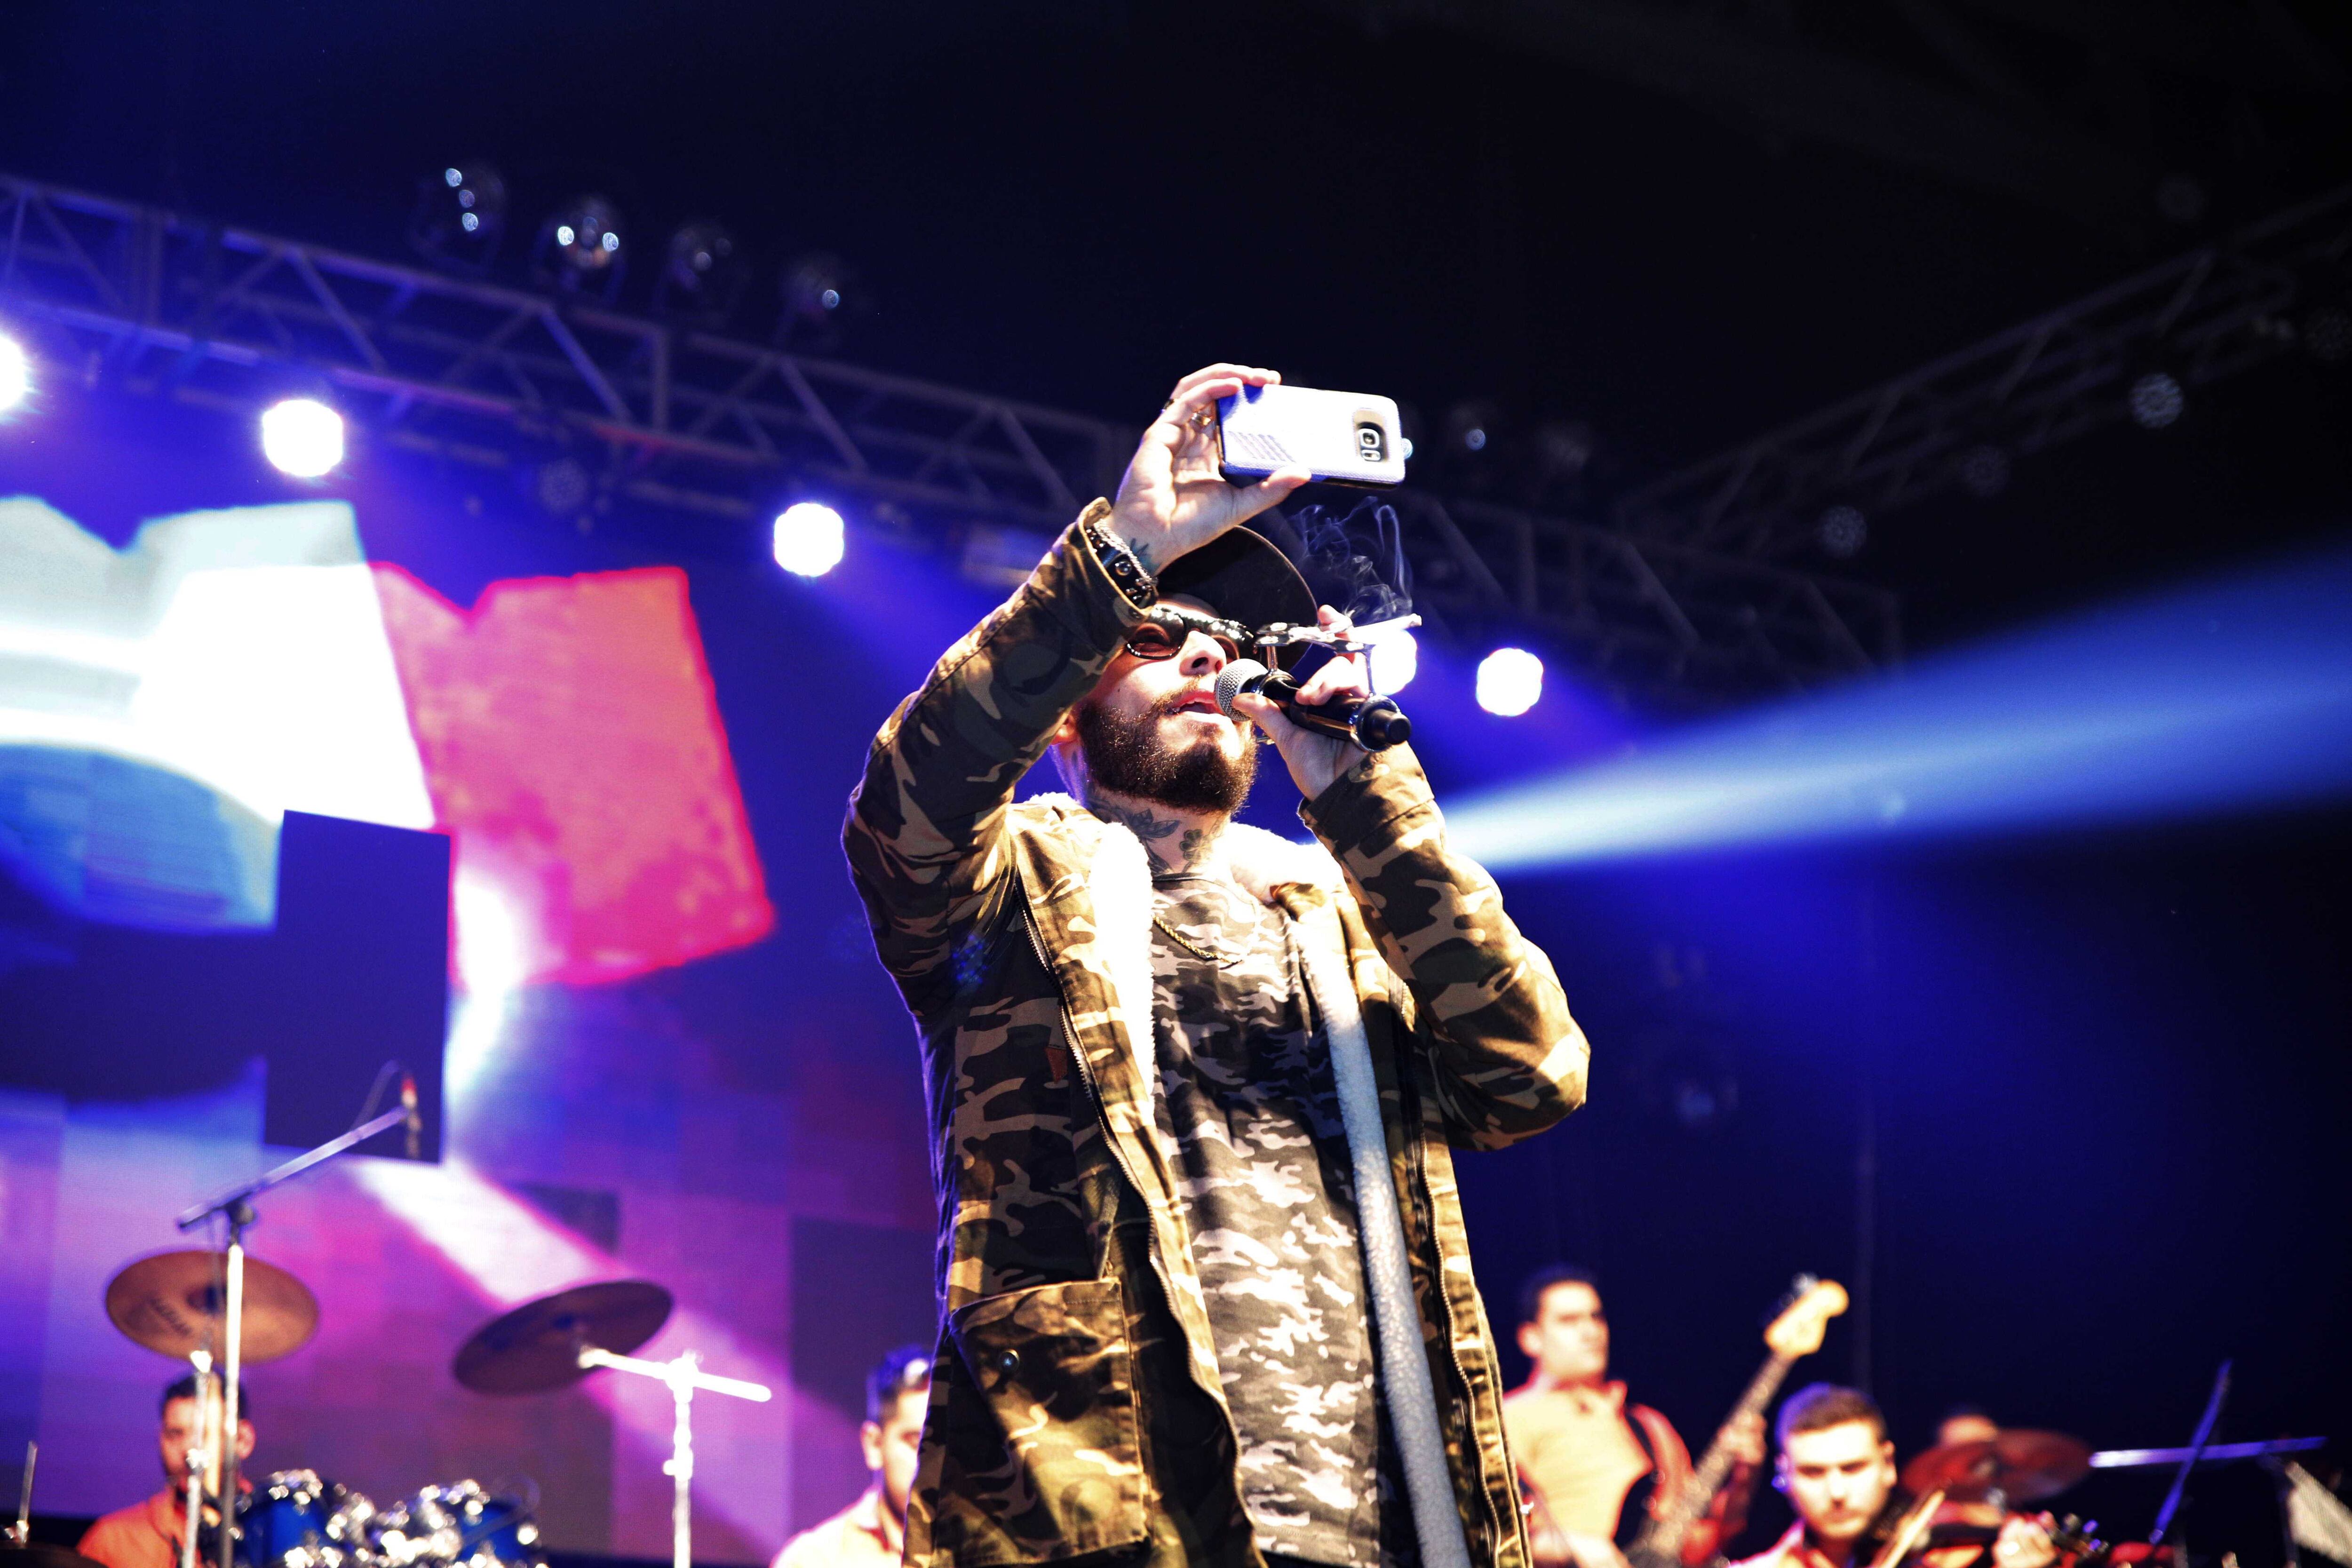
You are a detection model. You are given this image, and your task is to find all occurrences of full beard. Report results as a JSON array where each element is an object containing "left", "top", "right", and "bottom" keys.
[{"left": 1075, "top": 690, "right": 1259, "bottom": 813}]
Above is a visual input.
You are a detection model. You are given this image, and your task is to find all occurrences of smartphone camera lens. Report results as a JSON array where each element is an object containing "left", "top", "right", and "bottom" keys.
[{"left": 1355, "top": 420, "right": 1387, "bottom": 462}]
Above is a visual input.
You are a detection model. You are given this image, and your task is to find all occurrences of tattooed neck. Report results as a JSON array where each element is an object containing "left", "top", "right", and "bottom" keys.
[{"left": 1084, "top": 791, "right": 1229, "bottom": 876}]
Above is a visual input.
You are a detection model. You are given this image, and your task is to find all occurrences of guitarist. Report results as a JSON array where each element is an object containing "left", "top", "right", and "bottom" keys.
[{"left": 1507, "top": 1266, "right": 1766, "bottom": 1568}]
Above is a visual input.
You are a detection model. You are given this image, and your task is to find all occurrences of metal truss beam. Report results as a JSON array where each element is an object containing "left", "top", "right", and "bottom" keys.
[
  {"left": 1368, "top": 493, "right": 1901, "bottom": 712},
  {"left": 0, "top": 170, "right": 1895, "bottom": 710},
  {"left": 1614, "top": 180, "right": 2352, "bottom": 560},
  {"left": 0, "top": 174, "right": 1131, "bottom": 531}
]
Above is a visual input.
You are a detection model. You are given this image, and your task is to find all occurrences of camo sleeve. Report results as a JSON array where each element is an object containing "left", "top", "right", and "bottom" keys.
[
  {"left": 843, "top": 500, "right": 1146, "bottom": 1009},
  {"left": 1298, "top": 743, "right": 1587, "bottom": 1148}
]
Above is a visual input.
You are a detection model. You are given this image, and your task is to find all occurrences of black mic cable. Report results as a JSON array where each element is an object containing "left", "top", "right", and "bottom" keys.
[{"left": 1213, "top": 659, "right": 1413, "bottom": 752}]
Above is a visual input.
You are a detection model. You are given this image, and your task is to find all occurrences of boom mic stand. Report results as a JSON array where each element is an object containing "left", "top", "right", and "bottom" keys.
[
  {"left": 575, "top": 1347, "right": 771, "bottom": 1568},
  {"left": 175, "top": 1100, "right": 411, "bottom": 1568}
]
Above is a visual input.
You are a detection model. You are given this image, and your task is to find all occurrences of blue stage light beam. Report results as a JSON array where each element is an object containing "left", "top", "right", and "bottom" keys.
[{"left": 1448, "top": 539, "right": 2352, "bottom": 870}]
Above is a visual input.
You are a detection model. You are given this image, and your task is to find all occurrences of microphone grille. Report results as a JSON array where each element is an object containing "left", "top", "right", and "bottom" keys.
[{"left": 1213, "top": 660, "right": 1268, "bottom": 717}]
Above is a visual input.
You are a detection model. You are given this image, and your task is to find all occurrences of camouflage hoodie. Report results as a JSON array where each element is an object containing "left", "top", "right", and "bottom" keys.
[{"left": 843, "top": 502, "right": 1589, "bottom": 1568}]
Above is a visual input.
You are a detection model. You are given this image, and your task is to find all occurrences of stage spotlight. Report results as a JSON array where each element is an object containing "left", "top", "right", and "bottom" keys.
[
  {"left": 533, "top": 455, "right": 593, "bottom": 516},
  {"left": 0, "top": 333, "right": 29, "bottom": 413},
  {"left": 1535, "top": 418, "right": 1596, "bottom": 477},
  {"left": 1446, "top": 400, "right": 1499, "bottom": 457},
  {"left": 536, "top": 195, "right": 626, "bottom": 298},
  {"left": 772, "top": 501, "right": 845, "bottom": 577},
  {"left": 654, "top": 221, "right": 748, "bottom": 324},
  {"left": 1476, "top": 647, "right": 1543, "bottom": 717},
  {"left": 408, "top": 162, "right": 508, "bottom": 273},
  {"left": 1818, "top": 504, "right": 1867, "bottom": 558},
  {"left": 2302, "top": 304, "right": 2352, "bottom": 366},
  {"left": 1957, "top": 444, "right": 2011, "bottom": 499},
  {"left": 1366, "top": 626, "right": 1419, "bottom": 697},
  {"left": 778, "top": 253, "right": 857, "bottom": 346},
  {"left": 260, "top": 398, "right": 345, "bottom": 478},
  {"left": 2128, "top": 370, "right": 2185, "bottom": 430}
]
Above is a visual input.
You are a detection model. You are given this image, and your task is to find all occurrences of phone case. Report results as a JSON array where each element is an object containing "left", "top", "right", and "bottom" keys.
[{"left": 1216, "top": 384, "right": 1408, "bottom": 487}]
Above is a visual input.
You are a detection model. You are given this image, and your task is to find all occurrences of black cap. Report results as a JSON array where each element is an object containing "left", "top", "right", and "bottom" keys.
[{"left": 1155, "top": 525, "right": 1319, "bottom": 630}]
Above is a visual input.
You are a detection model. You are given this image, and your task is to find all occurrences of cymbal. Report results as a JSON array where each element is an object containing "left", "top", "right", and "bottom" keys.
[
  {"left": 1, "top": 1544, "right": 113, "bottom": 1568},
  {"left": 1902, "top": 1430, "right": 2093, "bottom": 1504},
  {"left": 453, "top": 1280, "right": 673, "bottom": 1395},
  {"left": 105, "top": 1250, "right": 319, "bottom": 1364}
]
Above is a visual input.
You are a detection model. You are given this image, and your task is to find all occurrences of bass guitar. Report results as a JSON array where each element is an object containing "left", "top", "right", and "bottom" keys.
[{"left": 1621, "top": 1275, "right": 1850, "bottom": 1568}]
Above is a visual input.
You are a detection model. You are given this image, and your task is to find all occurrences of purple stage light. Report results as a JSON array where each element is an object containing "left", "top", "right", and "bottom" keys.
[
  {"left": 772, "top": 501, "right": 846, "bottom": 577},
  {"left": 1365, "top": 625, "right": 1419, "bottom": 696},
  {"left": 260, "top": 398, "right": 346, "bottom": 477},
  {"left": 0, "top": 333, "right": 30, "bottom": 412},
  {"left": 1476, "top": 647, "right": 1543, "bottom": 716}
]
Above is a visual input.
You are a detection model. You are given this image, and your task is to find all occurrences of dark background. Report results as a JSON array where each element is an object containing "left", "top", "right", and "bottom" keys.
[{"left": 2, "top": 1, "right": 2349, "bottom": 1560}]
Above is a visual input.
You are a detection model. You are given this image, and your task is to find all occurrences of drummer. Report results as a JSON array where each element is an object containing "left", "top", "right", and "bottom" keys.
[
  {"left": 1733, "top": 1385, "right": 2056, "bottom": 1568},
  {"left": 78, "top": 1374, "right": 255, "bottom": 1568}
]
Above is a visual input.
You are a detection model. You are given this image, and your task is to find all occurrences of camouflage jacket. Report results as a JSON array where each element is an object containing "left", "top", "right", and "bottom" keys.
[{"left": 843, "top": 501, "right": 1589, "bottom": 1568}]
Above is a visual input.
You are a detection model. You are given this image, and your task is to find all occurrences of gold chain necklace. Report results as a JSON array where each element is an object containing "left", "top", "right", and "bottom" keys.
[{"left": 1152, "top": 912, "right": 1245, "bottom": 970}]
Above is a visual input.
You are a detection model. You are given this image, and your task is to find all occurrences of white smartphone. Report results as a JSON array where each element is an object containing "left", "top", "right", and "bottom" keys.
[{"left": 1216, "top": 383, "right": 1410, "bottom": 488}]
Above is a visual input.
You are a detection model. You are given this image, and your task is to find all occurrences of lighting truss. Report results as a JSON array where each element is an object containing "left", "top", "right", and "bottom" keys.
[
  {"left": 1323, "top": 494, "right": 1899, "bottom": 714},
  {"left": 0, "top": 174, "right": 1128, "bottom": 526},
  {"left": 0, "top": 170, "right": 1896, "bottom": 708},
  {"left": 1614, "top": 180, "right": 2352, "bottom": 560}
]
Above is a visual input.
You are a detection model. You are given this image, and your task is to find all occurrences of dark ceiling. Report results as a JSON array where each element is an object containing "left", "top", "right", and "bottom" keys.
[{"left": 2, "top": 0, "right": 2347, "bottom": 643}]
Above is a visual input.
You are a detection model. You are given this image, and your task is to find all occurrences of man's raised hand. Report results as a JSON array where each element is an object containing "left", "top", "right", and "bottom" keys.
[
  {"left": 1106, "top": 364, "right": 1311, "bottom": 574},
  {"left": 1230, "top": 605, "right": 1376, "bottom": 802}
]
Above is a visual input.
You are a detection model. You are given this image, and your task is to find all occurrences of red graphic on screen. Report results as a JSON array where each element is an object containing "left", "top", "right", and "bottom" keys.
[{"left": 373, "top": 564, "right": 772, "bottom": 987}]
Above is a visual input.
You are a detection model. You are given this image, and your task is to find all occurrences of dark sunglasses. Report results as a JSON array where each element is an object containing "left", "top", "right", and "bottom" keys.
[{"left": 1121, "top": 610, "right": 1252, "bottom": 665}]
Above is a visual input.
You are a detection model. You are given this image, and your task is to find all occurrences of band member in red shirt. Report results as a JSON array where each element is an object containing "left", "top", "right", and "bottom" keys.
[
  {"left": 79, "top": 1375, "right": 254, "bottom": 1568},
  {"left": 1734, "top": 1385, "right": 2056, "bottom": 1568}
]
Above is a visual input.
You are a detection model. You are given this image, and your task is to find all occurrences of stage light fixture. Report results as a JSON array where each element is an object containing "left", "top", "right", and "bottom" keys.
[
  {"left": 2129, "top": 370, "right": 2185, "bottom": 430},
  {"left": 655, "top": 221, "right": 748, "bottom": 323},
  {"left": 2302, "top": 304, "right": 2352, "bottom": 366},
  {"left": 778, "top": 254, "right": 857, "bottom": 346},
  {"left": 1957, "top": 444, "right": 2011, "bottom": 499},
  {"left": 260, "top": 398, "right": 345, "bottom": 478},
  {"left": 1446, "top": 401, "right": 1499, "bottom": 457},
  {"left": 536, "top": 195, "right": 627, "bottom": 298},
  {"left": 772, "top": 501, "right": 845, "bottom": 577},
  {"left": 533, "top": 455, "right": 594, "bottom": 517},
  {"left": 1535, "top": 419, "right": 1596, "bottom": 477},
  {"left": 0, "top": 333, "right": 29, "bottom": 412},
  {"left": 1366, "top": 627, "right": 1419, "bottom": 697},
  {"left": 408, "top": 162, "right": 508, "bottom": 273},
  {"left": 1476, "top": 647, "right": 1543, "bottom": 717},
  {"left": 1818, "top": 504, "right": 1867, "bottom": 558}
]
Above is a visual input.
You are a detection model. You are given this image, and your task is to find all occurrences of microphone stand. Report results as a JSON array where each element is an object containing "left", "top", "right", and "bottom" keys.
[
  {"left": 175, "top": 1104, "right": 410, "bottom": 1568},
  {"left": 179, "top": 1351, "right": 213, "bottom": 1568},
  {"left": 575, "top": 1347, "right": 771, "bottom": 1568},
  {"left": 10, "top": 1439, "right": 34, "bottom": 1548}
]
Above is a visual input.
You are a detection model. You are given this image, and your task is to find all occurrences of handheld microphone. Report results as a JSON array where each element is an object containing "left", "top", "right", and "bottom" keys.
[
  {"left": 399, "top": 1073, "right": 421, "bottom": 1161},
  {"left": 1214, "top": 659, "right": 1413, "bottom": 752}
]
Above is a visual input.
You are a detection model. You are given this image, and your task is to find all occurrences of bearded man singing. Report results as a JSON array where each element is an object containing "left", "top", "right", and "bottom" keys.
[{"left": 844, "top": 363, "right": 1589, "bottom": 1568}]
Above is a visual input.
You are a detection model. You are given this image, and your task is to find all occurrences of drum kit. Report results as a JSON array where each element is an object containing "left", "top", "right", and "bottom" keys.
[
  {"left": 2, "top": 1103, "right": 767, "bottom": 1568},
  {"left": 1890, "top": 1380, "right": 2332, "bottom": 1568}
]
